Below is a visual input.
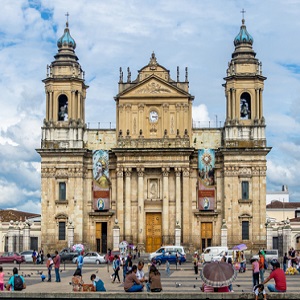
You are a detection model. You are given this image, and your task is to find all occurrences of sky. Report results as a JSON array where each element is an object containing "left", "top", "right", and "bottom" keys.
[{"left": 1, "top": 0, "right": 300, "bottom": 215}]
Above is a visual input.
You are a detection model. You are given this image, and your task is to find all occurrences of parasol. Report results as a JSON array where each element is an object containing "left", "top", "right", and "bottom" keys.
[
  {"left": 200, "top": 261, "right": 237, "bottom": 287},
  {"left": 72, "top": 243, "right": 84, "bottom": 253},
  {"left": 232, "top": 243, "right": 247, "bottom": 251}
]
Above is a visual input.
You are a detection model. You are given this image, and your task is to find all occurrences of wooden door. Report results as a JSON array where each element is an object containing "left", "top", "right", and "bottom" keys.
[
  {"left": 146, "top": 213, "right": 162, "bottom": 253},
  {"left": 201, "top": 222, "right": 212, "bottom": 252}
]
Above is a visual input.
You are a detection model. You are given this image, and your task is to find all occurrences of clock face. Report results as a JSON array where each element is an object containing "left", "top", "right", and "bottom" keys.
[{"left": 149, "top": 110, "right": 158, "bottom": 123}]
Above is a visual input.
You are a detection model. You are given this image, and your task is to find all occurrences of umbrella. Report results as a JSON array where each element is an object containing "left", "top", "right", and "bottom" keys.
[
  {"left": 72, "top": 243, "right": 84, "bottom": 253},
  {"left": 232, "top": 243, "right": 247, "bottom": 251},
  {"left": 200, "top": 261, "right": 237, "bottom": 287}
]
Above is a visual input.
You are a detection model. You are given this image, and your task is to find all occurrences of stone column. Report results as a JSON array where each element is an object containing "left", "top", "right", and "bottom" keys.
[
  {"left": 67, "top": 220, "right": 75, "bottom": 248},
  {"left": 113, "top": 220, "right": 120, "bottom": 250},
  {"left": 226, "top": 90, "right": 231, "bottom": 120},
  {"left": 265, "top": 222, "right": 273, "bottom": 250},
  {"left": 221, "top": 219, "right": 228, "bottom": 247},
  {"left": 14, "top": 222, "right": 21, "bottom": 253},
  {"left": 71, "top": 90, "right": 75, "bottom": 120},
  {"left": 137, "top": 167, "right": 144, "bottom": 245},
  {"left": 259, "top": 89, "right": 263, "bottom": 119},
  {"left": 49, "top": 91, "right": 53, "bottom": 120},
  {"left": 232, "top": 88, "right": 236, "bottom": 119},
  {"left": 116, "top": 167, "right": 124, "bottom": 238},
  {"left": 175, "top": 222, "right": 181, "bottom": 246},
  {"left": 283, "top": 220, "right": 292, "bottom": 255},
  {"left": 175, "top": 168, "right": 181, "bottom": 227},
  {"left": 125, "top": 168, "right": 132, "bottom": 241},
  {"left": 77, "top": 92, "right": 81, "bottom": 120},
  {"left": 182, "top": 168, "right": 190, "bottom": 245},
  {"left": 162, "top": 167, "right": 170, "bottom": 244},
  {"left": 255, "top": 88, "right": 260, "bottom": 119},
  {"left": 23, "top": 220, "right": 31, "bottom": 251},
  {"left": 8, "top": 221, "right": 14, "bottom": 252}
]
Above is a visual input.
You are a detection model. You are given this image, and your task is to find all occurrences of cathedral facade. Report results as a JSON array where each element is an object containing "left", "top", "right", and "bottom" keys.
[{"left": 37, "top": 18, "right": 271, "bottom": 254}]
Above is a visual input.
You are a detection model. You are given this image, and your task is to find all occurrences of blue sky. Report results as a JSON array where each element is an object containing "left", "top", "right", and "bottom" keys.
[{"left": 0, "top": 0, "right": 300, "bottom": 214}]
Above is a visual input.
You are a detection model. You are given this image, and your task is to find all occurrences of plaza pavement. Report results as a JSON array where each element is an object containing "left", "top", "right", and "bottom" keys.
[{"left": 1, "top": 257, "right": 300, "bottom": 297}]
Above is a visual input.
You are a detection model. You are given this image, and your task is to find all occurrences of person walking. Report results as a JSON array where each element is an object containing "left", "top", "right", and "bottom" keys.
[
  {"left": 53, "top": 250, "right": 61, "bottom": 282},
  {"left": 77, "top": 251, "right": 84, "bottom": 271},
  {"left": 166, "top": 258, "right": 170, "bottom": 277},
  {"left": 46, "top": 253, "right": 53, "bottom": 282},
  {"left": 263, "top": 259, "right": 286, "bottom": 293},
  {"left": 112, "top": 255, "right": 121, "bottom": 283}
]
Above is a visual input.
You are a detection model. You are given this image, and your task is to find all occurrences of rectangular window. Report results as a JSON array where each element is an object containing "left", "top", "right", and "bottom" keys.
[
  {"left": 58, "top": 222, "right": 66, "bottom": 240},
  {"left": 59, "top": 182, "right": 66, "bottom": 200},
  {"left": 241, "top": 181, "right": 249, "bottom": 200},
  {"left": 242, "top": 221, "right": 249, "bottom": 240}
]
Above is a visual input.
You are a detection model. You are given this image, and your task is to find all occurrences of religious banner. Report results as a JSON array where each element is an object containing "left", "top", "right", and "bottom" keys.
[
  {"left": 198, "top": 149, "right": 216, "bottom": 210},
  {"left": 93, "top": 150, "right": 110, "bottom": 210}
]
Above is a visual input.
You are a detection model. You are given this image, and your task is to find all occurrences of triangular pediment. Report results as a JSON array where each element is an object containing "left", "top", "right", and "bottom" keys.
[{"left": 119, "top": 75, "right": 191, "bottom": 98}]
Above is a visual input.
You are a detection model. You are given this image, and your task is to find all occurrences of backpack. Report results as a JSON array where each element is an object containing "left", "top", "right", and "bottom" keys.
[
  {"left": 95, "top": 279, "right": 106, "bottom": 292},
  {"left": 14, "top": 275, "right": 23, "bottom": 291}
]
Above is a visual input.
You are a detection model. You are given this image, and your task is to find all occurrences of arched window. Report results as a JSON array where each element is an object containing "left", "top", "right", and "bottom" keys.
[
  {"left": 58, "top": 94, "right": 68, "bottom": 121},
  {"left": 240, "top": 92, "right": 251, "bottom": 119}
]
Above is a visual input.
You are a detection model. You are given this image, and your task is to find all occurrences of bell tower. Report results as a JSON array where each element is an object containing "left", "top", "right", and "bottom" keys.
[
  {"left": 41, "top": 19, "right": 89, "bottom": 149},
  {"left": 223, "top": 18, "right": 267, "bottom": 147}
]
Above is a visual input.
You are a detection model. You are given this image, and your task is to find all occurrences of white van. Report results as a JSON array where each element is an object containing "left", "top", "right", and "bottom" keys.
[
  {"left": 148, "top": 245, "right": 185, "bottom": 261},
  {"left": 201, "top": 246, "right": 228, "bottom": 262}
]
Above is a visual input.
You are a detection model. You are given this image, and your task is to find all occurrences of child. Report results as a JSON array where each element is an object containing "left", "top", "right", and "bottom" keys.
[
  {"left": 91, "top": 274, "right": 106, "bottom": 291},
  {"left": 253, "top": 284, "right": 267, "bottom": 300},
  {"left": 166, "top": 259, "right": 170, "bottom": 277},
  {"left": 0, "top": 266, "right": 4, "bottom": 291}
]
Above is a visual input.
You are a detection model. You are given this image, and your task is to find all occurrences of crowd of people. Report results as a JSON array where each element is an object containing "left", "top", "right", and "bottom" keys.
[{"left": 0, "top": 247, "right": 291, "bottom": 296}]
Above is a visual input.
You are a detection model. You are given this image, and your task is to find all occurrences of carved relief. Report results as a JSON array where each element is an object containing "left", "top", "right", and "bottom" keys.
[
  {"left": 135, "top": 82, "right": 171, "bottom": 94},
  {"left": 148, "top": 179, "right": 159, "bottom": 199}
]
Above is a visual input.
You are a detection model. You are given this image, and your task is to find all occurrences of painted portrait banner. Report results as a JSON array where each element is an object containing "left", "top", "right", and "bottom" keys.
[
  {"left": 93, "top": 150, "right": 110, "bottom": 210},
  {"left": 198, "top": 149, "right": 216, "bottom": 210}
]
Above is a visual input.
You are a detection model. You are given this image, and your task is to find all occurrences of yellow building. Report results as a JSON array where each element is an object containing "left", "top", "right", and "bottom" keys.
[{"left": 37, "top": 18, "right": 271, "bottom": 254}]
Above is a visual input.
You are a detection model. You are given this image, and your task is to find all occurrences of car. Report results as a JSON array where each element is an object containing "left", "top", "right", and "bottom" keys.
[
  {"left": 251, "top": 249, "right": 279, "bottom": 263},
  {"left": 20, "top": 250, "right": 34, "bottom": 263},
  {"left": 149, "top": 245, "right": 186, "bottom": 261},
  {"left": 0, "top": 252, "right": 25, "bottom": 264},
  {"left": 72, "top": 251, "right": 107, "bottom": 265},
  {"left": 154, "top": 251, "right": 186, "bottom": 265}
]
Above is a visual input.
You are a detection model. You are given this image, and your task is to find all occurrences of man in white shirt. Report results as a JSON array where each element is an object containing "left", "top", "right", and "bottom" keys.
[{"left": 136, "top": 261, "right": 147, "bottom": 283}]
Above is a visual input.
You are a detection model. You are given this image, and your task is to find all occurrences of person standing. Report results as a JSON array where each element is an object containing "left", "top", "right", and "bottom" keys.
[
  {"left": 39, "top": 248, "right": 44, "bottom": 264},
  {"left": 53, "top": 250, "right": 61, "bottom": 282},
  {"left": 77, "top": 251, "right": 84, "bottom": 271},
  {"left": 263, "top": 259, "right": 286, "bottom": 293},
  {"left": 32, "top": 249, "right": 37, "bottom": 264},
  {"left": 283, "top": 252, "right": 288, "bottom": 273},
  {"left": 0, "top": 266, "right": 4, "bottom": 291},
  {"left": 46, "top": 253, "right": 53, "bottom": 282},
  {"left": 112, "top": 255, "right": 121, "bottom": 283},
  {"left": 259, "top": 252, "right": 265, "bottom": 283},
  {"left": 251, "top": 258, "right": 260, "bottom": 287}
]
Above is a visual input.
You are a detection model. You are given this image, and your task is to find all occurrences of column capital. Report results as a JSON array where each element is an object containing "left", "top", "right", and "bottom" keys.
[
  {"left": 125, "top": 167, "right": 132, "bottom": 177},
  {"left": 137, "top": 167, "right": 144, "bottom": 177},
  {"left": 162, "top": 167, "right": 170, "bottom": 177},
  {"left": 182, "top": 167, "right": 190, "bottom": 177},
  {"left": 117, "top": 167, "right": 123, "bottom": 178},
  {"left": 175, "top": 167, "right": 181, "bottom": 176}
]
